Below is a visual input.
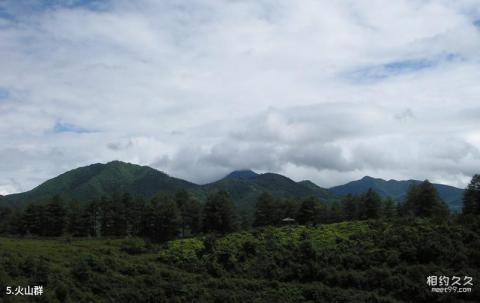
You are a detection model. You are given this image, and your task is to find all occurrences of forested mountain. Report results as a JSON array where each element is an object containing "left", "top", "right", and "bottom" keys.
[
  {"left": 0, "top": 162, "right": 464, "bottom": 211},
  {"left": 0, "top": 162, "right": 336, "bottom": 210},
  {"left": 0, "top": 161, "right": 195, "bottom": 208},
  {"left": 199, "top": 171, "right": 338, "bottom": 211},
  {"left": 329, "top": 176, "right": 464, "bottom": 211}
]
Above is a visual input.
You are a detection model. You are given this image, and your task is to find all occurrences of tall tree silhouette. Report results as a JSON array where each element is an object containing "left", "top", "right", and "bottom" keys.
[
  {"left": 203, "top": 190, "right": 237, "bottom": 234},
  {"left": 463, "top": 174, "right": 480, "bottom": 215}
]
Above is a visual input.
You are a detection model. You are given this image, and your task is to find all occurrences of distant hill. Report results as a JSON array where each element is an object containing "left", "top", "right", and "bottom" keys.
[
  {"left": 0, "top": 163, "right": 464, "bottom": 212},
  {"left": 0, "top": 162, "right": 336, "bottom": 211},
  {"left": 199, "top": 171, "right": 338, "bottom": 211},
  {"left": 329, "top": 176, "right": 464, "bottom": 212}
]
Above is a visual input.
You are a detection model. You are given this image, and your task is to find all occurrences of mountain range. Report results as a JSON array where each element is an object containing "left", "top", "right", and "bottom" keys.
[
  {"left": 330, "top": 176, "right": 464, "bottom": 211},
  {"left": 0, "top": 161, "right": 465, "bottom": 211}
]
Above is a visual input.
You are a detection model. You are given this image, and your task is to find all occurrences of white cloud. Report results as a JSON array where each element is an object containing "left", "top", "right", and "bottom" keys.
[{"left": 0, "top": 0, "right": 480, "bottom": 193}]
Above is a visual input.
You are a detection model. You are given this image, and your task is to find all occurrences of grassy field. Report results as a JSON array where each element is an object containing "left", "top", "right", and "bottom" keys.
[{"left": 0, "top": 219, "right": 478, "bottom": 302}]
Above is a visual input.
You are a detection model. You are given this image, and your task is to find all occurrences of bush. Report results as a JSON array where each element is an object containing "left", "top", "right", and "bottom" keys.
[{"left": 120, "top": 238, "right": 147, "bottom": 255}]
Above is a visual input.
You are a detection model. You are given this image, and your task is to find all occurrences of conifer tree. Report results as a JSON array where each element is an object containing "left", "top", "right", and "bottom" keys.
[
  {"left": 463, "top": 174, "right": 480, "bottom": 215},
  {"left": 175, "top": 189, "right": 201, "bottom": 236},
  {"left": 342, "top": 194, "right": 357, "bottom": 220},
  {"left": 297, "top": 197, "right": 319, "bottom": 226},
  {"left": 383, "top": 197, "right": 396, "bottom": 218},
  {"left": 363, "top": 189, "right": 382, "bottom": 219},
  {"left": 44, "top": 195, "right": 67, "bottom": 236},
  {"left": 254, "top": 192, "right": 277, "bottom": 227},
  {"left": 145, "top": 193, "right": 180, "bottom": 242},
  {"left": 66, "top": 200, "right": 86, "bottom": 237},
  {"left": 202, "top": 190, "right": 237, "bottom": 234}
]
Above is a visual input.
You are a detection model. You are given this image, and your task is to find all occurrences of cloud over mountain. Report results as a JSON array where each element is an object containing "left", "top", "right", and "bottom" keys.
[{"left": 0, "top": 0, "right": 480, "bottom": 194}]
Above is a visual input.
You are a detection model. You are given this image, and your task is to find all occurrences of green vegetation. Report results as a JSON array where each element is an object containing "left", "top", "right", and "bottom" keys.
[
  {"left": 0, "top": 161, "right": 196, "bottom": 209},
  {"left": 0, "top": 179, "right": 455, "bottom": 242},
  {"left": 0, "top": 172, "right": 478, "bottom": 302},
  {"left": 0, "top": 162, "right": 338, "bottom": 212},
  {"left": 0, "top": 218, "right": 478, "bottom": 302},
  {"left": 0, "top": 161, "right": 465, "bottom": 214},
  {"left": 330, "top": 176, "right": 464, "bottom": 212},
  {"left": 463, "top": 174, "right": 480, "bottom": 215}
]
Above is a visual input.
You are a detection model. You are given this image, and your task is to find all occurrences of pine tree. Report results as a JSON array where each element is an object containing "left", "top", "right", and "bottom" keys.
[
  {"left": 402, "top": 181, "right": 449, "bottom": 218},
  {"left": 342, "top": 194, "right": 357, "bottom": 221},
  {"left": 0, "top": 207, "right": 12, "bottom": 234},
  {"left": 22, "top": 203, "right": 46, "bottom": 236},
  {"left": 112, "top": 193, "right": 128, "bottom": 237},
  {"left": 84, "top": 199, "right": 100, "bottom": 237},
  {"left": 363, "top": 189, "right": 382, "bottom": 219},
  {"left": 416, "top": 180, "right": 440, "bottom": 217},
  {"left": 145, "top": 193, "right": 180, "bottom": 242},
  {"left": 100, "top": 196, "right": 115, "bottom": 236},
  {"left": 463, "top": 174, "right": 480, "bottom": 215},
  {"left": 202, "top": 190, "right": 237, "bottom": 234},
  {"left": 175, "top": 190, "right": 201, "bottom": 237},
  {"left": 297, "top": 197, "right": 319, "bottom": 226},
  {"left": 44, "top": 195, "right": 67, "bottom": 237},
  {"left": 402, "top": 183, "right": 420, "bottom": 217},
  {"left": 66, "top": 200, "right": 86, "bottom": 237},
  {"left": 7, "top": 208, "right": 24, "bottom": 235},
  {"left": 383, "top": 197, "right": 396, "bottom": 218},
  {"left": 254, "top": 192, "right": 277, "bottom": 227},
  {"left": 327, "top": 201, "right": 343, "bottom": 223},
  {"left": 126, "top": 196, "right": 145, "bottom": 236},
  {"left": 183, "top": 198, "right": 202, "bottom": 235}
]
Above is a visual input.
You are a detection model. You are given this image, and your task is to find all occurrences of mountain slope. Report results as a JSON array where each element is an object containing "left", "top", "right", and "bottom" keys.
[
  {"left": 0, "top": 164, "right": 337, "bottom": 211},
  {"left": 0, "top": 161, "right": 196, "bottom": 208},
  {"left": 0, "top": 163, "right": 464, "bottom": 212},
  {"left": 200, "top": 171, "right": 338, "bottom": 211},
  {"left": 329, "top": 176, "right": 464, "bottom": 211}
]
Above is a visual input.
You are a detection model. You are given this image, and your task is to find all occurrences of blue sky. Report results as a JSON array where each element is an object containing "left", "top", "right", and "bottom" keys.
[
  {"left": 53, "top": 121, "right": 95, "bottom": 134},
  {"left": 0, "top": 0, "right": 480, "bottom": 194}
]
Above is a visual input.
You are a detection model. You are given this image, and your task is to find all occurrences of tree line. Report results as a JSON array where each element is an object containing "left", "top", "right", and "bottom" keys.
[
  {"left": 0, "top": 190, "right": 236, "bottom": 242},
  {"left": 253, "top": 179, "right": 450, "bottom": 228},
  {"left": 0, "top": 176, "right": 479, "bottom": 242}
]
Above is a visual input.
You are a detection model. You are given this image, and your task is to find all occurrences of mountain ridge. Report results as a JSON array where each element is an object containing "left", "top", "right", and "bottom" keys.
[
  {"left": 0, "top": 161, "right": 337, "bottom": 211},
  {"left": 329, "top": 176, "right": 464, "bottom": 211},
  {"left": 0, "top": 161, "right": 465, "bottom": 211}
]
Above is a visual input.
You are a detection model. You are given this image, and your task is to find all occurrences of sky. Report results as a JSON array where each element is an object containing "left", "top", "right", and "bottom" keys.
[{"left": 1, "top": 0, "right": 480, "bottom": 194}]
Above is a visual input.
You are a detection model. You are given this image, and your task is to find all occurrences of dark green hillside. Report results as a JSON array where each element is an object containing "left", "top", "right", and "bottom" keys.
[
  {"left": 0, "top": 218, "right": 478, "bottom": 302},
  {"left": 0, "top": 162, "right": 462, "bottom": 212},
  {"left": 0, "top": 161, "right": 195, "bottom": 208},
  {"left": 330, "top": 176, "right": 464, "bottom": 211},
  {"left": 0, "top": 164, "right": 337, "bottom": 211},
  {"left": 201, "top": 172, "right": 337, "bottom": 211}
]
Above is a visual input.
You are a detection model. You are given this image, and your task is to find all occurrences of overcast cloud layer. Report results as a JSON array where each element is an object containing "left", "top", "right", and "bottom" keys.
[{"left": 1, "top": 0, "right": 480, "bottom": 194}]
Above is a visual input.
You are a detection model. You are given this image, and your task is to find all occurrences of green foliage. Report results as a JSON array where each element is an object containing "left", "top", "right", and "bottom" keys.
[
  {"left": 119, "top": 238, "right": 147, "bottom": 255},
  {"left": 44, "top": 195, "right": 67, "bottom": 237},
  {"left": 363, "top": 188, "right": 382, "bottom": 219},
  {"left": 400, "top": 181, "right": 450, "bottom": 218},
  {"left": 330, "top": 176, "right": 464, "bottom": 212},
  {"left": 2, "top": 217, "right": 478, "bottom": 302},
  {"left": 253, "top": 192, "right": 277, "bottom": 227},
  {"left": 0, "top": 161, "right": 339, "bottom": 214},
  {"left": 0, "top": 161, "right": 196, "bottom": 209},
  {"left": 203, "top": 191, "right": 238, "bottom": 234},
  {"left": 176, "top": 190, "right": 202, "bottom": 237},
  {"left": 296, "top": 197, "right": 320, "bottom": 225},
  {"left": 463, "top": 174, "right": 480, "bottom": 215},
  {"left": 143, "top": 193, "right": 180, "bottom": 242}
]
